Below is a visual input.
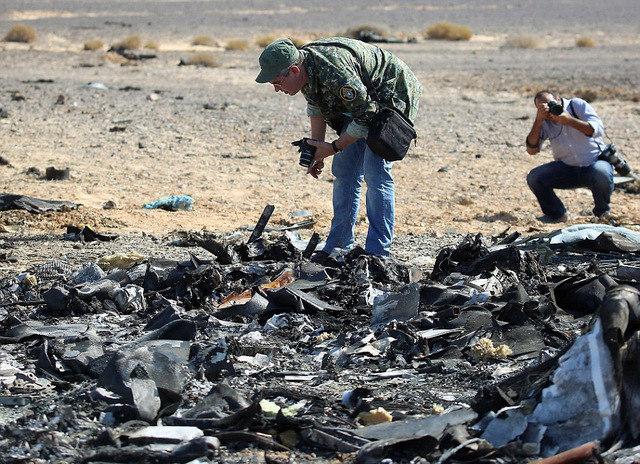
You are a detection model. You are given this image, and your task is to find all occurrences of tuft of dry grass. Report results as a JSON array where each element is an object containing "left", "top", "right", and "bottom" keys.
[
  {"left": 425, "top": 22, "right": 472, "bottom": 41},
  {"left": 576, "top": 36, "right": 595, "bottom": 48},
  {"left": 225, "top": 39, "right": 248, "bottom": 51},
  {"left": 144, "top": 40, "right": 159, "bottom": 50},
  {"left": 254, "top": 34, "right": 311, "bottom": 49},
  {"left": 185, "top": 52, "right": 218, "bottom": 67},
  {"left": 255, "top": 35, "right": 277, "bottom": 48},
  {"left": 113, "top": 35, "right": 142, "bottom": 50},
  {"left": 4, "top": 24, "right": 37, "bottom": 43},
  {"left": 289, "top": 36, "right": 310, "bottom": 48},
  {"left": 346, "top": 25, "right": 389, "bottom": 40},
  {"left": 576, "top": 88, "right": 598, "bottom": 102},
  {"left": 502, "top": 35, "right": 546, "bottom": 49},
  {"left": 193, "top": 35, "right": 214, "bottom": 46},
  {"left": 83, "top": 38, "right": 104, "bottom": 51}
]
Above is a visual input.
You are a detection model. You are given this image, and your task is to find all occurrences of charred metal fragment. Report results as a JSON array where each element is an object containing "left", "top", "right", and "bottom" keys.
[
  {"left": 197, "top": 237, "right": 241, "bottom": 264},
  {"left": 599, "top": 285, "right": 640, "bottom": 349},
  {"left": 471, "top": 352, "right": 564, "bottom": 416},
  {"left": 598, "top": 285, "right": 640, "bottom": 441},
  {"left": 302, "top": 232, "right": 321, "bottom": 259},
  {"left": 431, "top": 233, "right": 489, "bottom": 281},
  {"left": 552, "top": 273, "right": 618, "bottom": 316},
  {"left": 143, "top": 258, "right": 190, "bottom": 291},
  {"left": 247, "top": 204, "right": 275, "bottom": 244}
]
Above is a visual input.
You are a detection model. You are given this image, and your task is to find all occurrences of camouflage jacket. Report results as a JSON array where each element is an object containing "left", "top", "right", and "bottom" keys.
[{"left": 301, "top": 37, "right": 423, "bottom": 138}]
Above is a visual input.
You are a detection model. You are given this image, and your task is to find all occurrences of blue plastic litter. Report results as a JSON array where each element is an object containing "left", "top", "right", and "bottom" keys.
[{"left": 142, "top": 195, "right": 194, "bottom": 211}]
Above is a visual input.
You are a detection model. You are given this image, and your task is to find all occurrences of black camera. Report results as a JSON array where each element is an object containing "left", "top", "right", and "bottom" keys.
[
  {"left": 547, "top": 100, "right": 564, "bottom": 116},
  {"left": 599, "top": 144, "right": 631, "bottom": 176},
  {"left": 292, "top": 137, "right": 317, "bottom": 168}
]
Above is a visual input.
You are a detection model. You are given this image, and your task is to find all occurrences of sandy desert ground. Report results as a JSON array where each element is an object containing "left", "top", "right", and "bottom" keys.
[{"left": 1, "top": 0, "right": 640, "bottom": 273}]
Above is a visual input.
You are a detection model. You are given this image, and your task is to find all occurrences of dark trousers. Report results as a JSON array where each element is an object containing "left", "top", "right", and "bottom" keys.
[{"left": 526, "top": 160, "right": 614, "bottom": 218}]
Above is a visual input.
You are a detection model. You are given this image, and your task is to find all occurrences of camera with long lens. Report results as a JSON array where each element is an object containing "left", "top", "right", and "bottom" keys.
[
  {"left": 599, "top": 144, "right": 632, "bottom": 176},
  {"left": 292, "top": 137, "right": 317, "bottom": 168},
  {"left": 547, "top": 100, "right": 564, "bottom": 116}
]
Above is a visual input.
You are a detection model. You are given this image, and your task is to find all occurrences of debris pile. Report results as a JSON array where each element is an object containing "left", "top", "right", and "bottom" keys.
[{"left": 1, "top": 217, "right": 640, "bottom": 463}]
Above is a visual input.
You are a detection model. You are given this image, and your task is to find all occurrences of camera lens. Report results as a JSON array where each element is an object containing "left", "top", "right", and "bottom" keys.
[
  {"left": 615, "top": 160, "right": 631, "bottom": 176},
  {"left": 548, "top": 101, "right": 563, "bottom": 116},
  {"left": 298, "top": 138, "right": 317, "bottom": 167},
  {"left": 600, "top": 144, "right": 633, "bottom": 176},
  {"left": 299, "top": 150, "right": 315, "bottom": 167}
]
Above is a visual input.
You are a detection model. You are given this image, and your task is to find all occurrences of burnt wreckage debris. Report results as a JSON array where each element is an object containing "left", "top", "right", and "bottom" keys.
[{"left": 1, "top": 215, "right": 640, "bottom": 462}]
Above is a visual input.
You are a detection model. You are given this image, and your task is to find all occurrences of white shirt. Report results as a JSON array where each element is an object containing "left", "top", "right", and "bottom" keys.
[{"left": 539, "top": 98, "right": 605, "bottom": 167}]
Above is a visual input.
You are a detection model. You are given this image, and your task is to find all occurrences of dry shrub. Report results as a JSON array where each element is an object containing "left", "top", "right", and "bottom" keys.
[
  {"left": 113, "top": 35, "right": 142, "bottom": 50},
  {"left": 103, "top": 51, "right": 129, "bottom": 65},
  {"left": 502, "top": 35, "right": 546, "bottom": 49},
  {"left": 4, "top": 24, "right": 37, "bottom": 43},
  {"left": 83, "top": 38, "right": 104, "bottom": 51},
  {"left": 193, "top": 35, "right": 214, "bottom": 46},
  {"left": 289, "top": 36, "right": 310, "bottom": 48},
  {"left": 346, "top": 25, "right": 389, "bottom": 41},
  {"left": 225, "top": 39, "right": 248, "bottom": 51},
  {"left": 255, "top": 35, "right": 277, "bottom": 48},
  {"left": 425, "top": 22, "right": 472, "bottom": 41},
  {"left": 187, "top": 53, "right": 218, "bottom": 67},
  {"left": 576, "top": 36, "right": 595, "bottom": 47},
  {"left": 255, "top": 33, "right": 321, "bottom": 49},
  {"left": 576, "top": 88, "right": 598, "bottom": 102},
  {"left": 145, "top": 40, "right": 159, "bottom": 50}
]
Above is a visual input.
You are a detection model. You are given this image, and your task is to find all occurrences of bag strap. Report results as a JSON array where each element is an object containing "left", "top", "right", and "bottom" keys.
[
  {"left": 302, "top": 41, "right": 415, "bottom": 132},
  {"left": 302, "top": 41, "right": 380, "bottom": 102},
  {"left": 567, "top": 98, "right": 608, "bottom": 152},
  {"left": 568, "top": 99, "right": 577, "bottom": 118}
]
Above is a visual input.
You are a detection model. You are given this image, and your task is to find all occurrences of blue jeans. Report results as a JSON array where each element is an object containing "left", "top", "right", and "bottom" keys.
[
  {"left": 526, "top": 160, "right": 614, "bottom": 218},
  {"left": 323, "top": 139, "right": 394, "bottom": 257}
]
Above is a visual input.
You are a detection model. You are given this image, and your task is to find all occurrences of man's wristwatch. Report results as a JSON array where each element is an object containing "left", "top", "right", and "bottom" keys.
[{"left": 331, "top": 140, "right": 341, "bottom": 153}]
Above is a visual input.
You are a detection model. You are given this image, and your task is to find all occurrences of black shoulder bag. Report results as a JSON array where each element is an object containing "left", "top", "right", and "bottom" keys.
[{"left": 304, "top": 41, "right": 417, "bottom": 161}]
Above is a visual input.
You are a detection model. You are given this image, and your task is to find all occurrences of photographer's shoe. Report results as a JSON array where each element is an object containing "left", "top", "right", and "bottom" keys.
[
  {"left": 537, "top": 212, "right": 570, "bottom": 224},
  {"left": 597, "top": 211, "right": 619, "bottom": 226}
]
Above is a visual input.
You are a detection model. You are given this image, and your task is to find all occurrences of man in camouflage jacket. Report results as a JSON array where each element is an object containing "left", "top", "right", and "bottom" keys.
[{"left": 256, "top": 37, "right": 423, "bottom": 260}]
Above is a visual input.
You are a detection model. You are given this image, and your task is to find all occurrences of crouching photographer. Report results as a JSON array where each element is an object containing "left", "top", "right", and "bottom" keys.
[{"left": 525, "top": 89, "right": 622, "bottom": 224}]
